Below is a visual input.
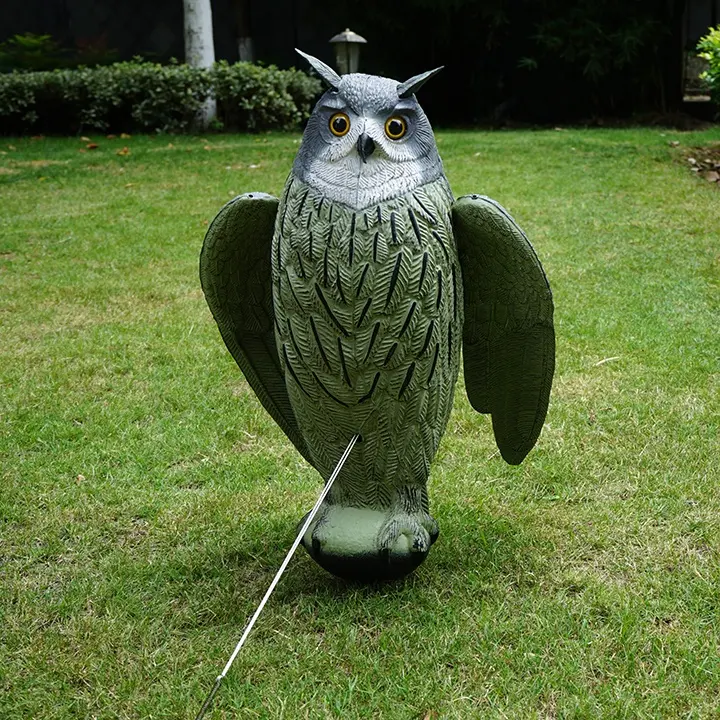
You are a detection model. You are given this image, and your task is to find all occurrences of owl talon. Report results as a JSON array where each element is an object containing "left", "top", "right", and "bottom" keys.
[{"left": 377, "top": 511, "right": 438, "bottom": 557}]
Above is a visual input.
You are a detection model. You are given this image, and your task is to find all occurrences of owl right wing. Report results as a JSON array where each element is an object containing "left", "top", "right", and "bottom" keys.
[{"left": 199, "top": 192, "right": 312, "bottom": 466}]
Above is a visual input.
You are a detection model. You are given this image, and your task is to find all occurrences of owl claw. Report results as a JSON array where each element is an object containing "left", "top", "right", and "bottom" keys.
[{"left": 377, "top": 512, "right": 435, "bottom": 556}]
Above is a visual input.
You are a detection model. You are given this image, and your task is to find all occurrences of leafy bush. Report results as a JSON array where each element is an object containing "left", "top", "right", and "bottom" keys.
[
  {"left": 211, "top": 61, "right": 320, "bottom": 131},
  {"left": 697, "top": 26, "right": 720, "bottom": 111},
  {"left": 284, "top": 66, "right": 324, "bottom": 120},
  {"left": 0, "top": 32, "right": 119, "bottom": 72},
  {"left": 513, "top": 0, "right": 667, "bottom": 119},
  {"left": 0, "top": 59, "right": 321, "bottom": 135},
  {"left": 0, "top": 33, "right": 67, "bottom": 73},
  {"left": 82, "top": 61, "right": 212, "bottom": 133},
  {"left": 531, "top": 10, "right": 660, "bottom": 83}
]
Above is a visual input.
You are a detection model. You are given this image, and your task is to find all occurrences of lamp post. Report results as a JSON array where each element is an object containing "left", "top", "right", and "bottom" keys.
[{"left": 329, "top": 28, "right": 367, "bottom": 75}]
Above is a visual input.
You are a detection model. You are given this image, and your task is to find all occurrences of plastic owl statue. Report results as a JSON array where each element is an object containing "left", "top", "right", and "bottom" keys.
[{"left": 200, "top": 51, "right": 555, "bottom": 582}]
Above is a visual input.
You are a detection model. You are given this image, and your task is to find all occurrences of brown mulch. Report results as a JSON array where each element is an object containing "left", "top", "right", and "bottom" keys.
[{"left": 675, "top": 142, "right": 720, "bottom": 186}]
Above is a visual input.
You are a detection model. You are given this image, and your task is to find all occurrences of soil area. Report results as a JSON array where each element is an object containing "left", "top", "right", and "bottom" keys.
[{"left": 677, "top": 142, "right": 720, "bottom": 186}]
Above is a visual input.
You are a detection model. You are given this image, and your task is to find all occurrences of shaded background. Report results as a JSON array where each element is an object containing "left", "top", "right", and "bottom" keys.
[{"left": 1, "top": 0, "right": 718, "bottom": 124}]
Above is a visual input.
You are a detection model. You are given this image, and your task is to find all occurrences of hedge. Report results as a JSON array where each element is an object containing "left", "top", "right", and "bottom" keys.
[
  {"left": 0, "top": 59, "right": 322, "bottom": 135},
  {"left": 697, "top": 26, "right": 720, "bottom": 114}
]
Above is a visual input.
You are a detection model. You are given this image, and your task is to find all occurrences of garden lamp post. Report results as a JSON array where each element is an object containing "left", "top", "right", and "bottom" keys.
[{"left": 329, "top": 28, "right": 367, "bottom": 75}]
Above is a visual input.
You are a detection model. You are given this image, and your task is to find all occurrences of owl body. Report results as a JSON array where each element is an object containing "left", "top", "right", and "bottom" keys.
[
  {"left": 272, "top": 173, "right": 462, "bottom": 513},
  {"left": 200, "top": 52, "right": 555, "bottom": 581}
]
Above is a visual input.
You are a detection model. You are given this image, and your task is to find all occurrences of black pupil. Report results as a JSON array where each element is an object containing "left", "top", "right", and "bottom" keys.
[
  {"left": 332, "top": 116, "right": 348, "bottom": 134},
  {"left": 388, "top": 119, "right": 403, "bottom": 136}
]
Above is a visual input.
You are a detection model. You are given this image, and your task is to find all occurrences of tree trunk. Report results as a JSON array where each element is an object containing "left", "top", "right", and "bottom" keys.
[{"left": 183, "top": 0, "right": 216, "bottom": 129}]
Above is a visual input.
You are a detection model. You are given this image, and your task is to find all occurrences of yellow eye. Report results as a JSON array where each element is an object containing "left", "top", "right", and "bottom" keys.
[
  {"left": 385, "top": 116, "right": 407, "bottom": 140},
  {"left": 329, "top": 112, "right": 350, "bottom": 137}
]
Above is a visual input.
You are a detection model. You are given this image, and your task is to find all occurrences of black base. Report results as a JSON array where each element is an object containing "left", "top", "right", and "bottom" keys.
[{"left": 301, "top": 533, "right": 438, "bottom": 583}]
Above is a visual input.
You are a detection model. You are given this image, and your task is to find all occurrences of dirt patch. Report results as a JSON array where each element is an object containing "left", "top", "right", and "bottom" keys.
[{"left": 678, "top": 142, "right": 720, "bottom": 186}]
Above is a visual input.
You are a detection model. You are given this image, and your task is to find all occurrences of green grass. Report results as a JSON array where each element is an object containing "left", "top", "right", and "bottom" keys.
[{"left": 1, "top": 126, "right": 719, "bottom": 719}]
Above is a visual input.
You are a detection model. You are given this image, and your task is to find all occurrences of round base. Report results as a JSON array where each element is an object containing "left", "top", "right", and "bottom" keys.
[
  {"left": 304, "top": 544, "right": 430, "bottom": 583},
  {"left": 298, "top": 504, "right": 438, "bottom": 583}
]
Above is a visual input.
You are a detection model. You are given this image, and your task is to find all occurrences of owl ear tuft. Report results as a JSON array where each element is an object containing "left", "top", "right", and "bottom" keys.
[
  {"left": 397, "top": 66, "right": 444, "bottom": 98},
  {"left": 295, "top": 49, "right": 342, "bottom": 91}
]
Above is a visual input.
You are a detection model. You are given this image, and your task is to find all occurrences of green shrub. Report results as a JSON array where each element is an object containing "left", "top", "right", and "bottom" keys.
[
  {"left": 0, "top": 70, "right": 41, "bottom": 130},
  {"left": 284, "top": 65, "right": 324, "bottom": 119},
  {"left": 0, "top": 59, "right": 321, "bottom": 135},
  {"left": 0, "top": 33, "right": 67, "bottom": 73},
  {"left": 697, "top": 26, "right": 720, "bottom": 112},
  {"left": 211, "top": 60, "right": 320, "bottom": 131},
  {"left": 81, "top": 61, "right": 212, "bottom": 133},
  {"left": 0, "top": 32, "right": 119, "bottom": 72}
]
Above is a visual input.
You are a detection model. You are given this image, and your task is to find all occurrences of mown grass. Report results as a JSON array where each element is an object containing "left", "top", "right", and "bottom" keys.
[{"left": 1, "top": 125, "right": 719, "bottom": 719}]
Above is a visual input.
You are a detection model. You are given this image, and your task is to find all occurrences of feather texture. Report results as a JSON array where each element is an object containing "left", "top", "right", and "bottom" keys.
[
  {"left": 452, "top": 195, "right": 555, "bottom": 465},
  {"left": 273, "top": 176, "right": 459, "bottom": 508},
  {"left": 199, "top": 193, "right": 312, "bottom": 466}
]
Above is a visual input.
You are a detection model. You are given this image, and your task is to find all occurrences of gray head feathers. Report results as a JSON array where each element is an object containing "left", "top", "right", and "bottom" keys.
[{"left": 292, "top": 53, "right": 446, "bottom": 209}]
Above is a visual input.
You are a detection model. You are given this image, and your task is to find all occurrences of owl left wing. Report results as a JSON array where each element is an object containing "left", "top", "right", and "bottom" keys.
[
  {"left": 200, "top": 192, "right": 312, "bottom": 466},
  {"left": 452, "top": 194, "right": 555, "bottom": 465}
]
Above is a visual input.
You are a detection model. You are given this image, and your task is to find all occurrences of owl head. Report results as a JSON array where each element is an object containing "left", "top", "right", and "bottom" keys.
[{"left": 293, "top": 50, "right": 445, "bottom": 210}]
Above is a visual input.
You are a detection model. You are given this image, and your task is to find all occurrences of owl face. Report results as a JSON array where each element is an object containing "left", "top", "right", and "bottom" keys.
[{"left": 293, "top": 62, "right": 445, "bottom": 210}]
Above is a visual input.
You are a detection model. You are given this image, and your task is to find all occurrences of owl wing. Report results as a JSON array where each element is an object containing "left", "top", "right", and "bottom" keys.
[
  {"left": 200, "top": 192, "right": 312, "bottom": 465},
  {"left": 452, "top": 194, "right": 555, "bottom": 465}
]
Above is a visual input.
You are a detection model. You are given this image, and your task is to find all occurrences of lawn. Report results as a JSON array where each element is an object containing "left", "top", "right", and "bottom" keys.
[{"left": 1, "top": 125, "right": 719, "bottom": 719}]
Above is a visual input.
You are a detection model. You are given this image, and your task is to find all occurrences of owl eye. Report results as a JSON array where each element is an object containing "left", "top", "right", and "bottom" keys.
[
  {"left": 384, "top": 116, "right": 407, "bottom": 140},
  {"left": 329, "top": 112, "right": 351, "bottom": 137}
]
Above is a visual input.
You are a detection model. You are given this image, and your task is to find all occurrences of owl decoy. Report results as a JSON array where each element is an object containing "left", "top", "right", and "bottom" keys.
[{"left": 200, "top": 51, "right": 555, "bottom": 582}]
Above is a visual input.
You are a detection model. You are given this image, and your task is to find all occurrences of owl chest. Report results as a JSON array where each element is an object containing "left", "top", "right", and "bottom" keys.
[{"left": 271, "top": 178, "right": 461, "bottom": 404}]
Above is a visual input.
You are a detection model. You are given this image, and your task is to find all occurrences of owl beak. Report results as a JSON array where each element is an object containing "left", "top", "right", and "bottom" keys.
[{"left": 356, "top": 133, "right": 375, "bottom": 163}]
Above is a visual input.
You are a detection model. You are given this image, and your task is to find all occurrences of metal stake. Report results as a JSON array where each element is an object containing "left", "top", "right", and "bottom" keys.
[{"left": 194, "top": 433, "right": 360, "bottom": 720}]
